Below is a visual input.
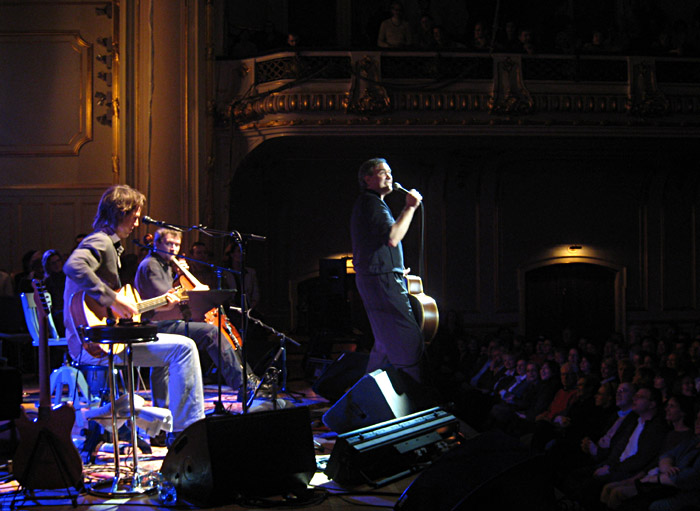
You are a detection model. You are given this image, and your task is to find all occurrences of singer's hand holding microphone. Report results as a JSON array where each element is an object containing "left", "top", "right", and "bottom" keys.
[{"left": 393, "top": 182, "right": 423, "bottom": 208}]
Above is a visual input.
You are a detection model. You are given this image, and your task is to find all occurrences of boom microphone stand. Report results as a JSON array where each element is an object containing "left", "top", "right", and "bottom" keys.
[{"left": 229, "top": 310, "right": 302, "bottom": 409}]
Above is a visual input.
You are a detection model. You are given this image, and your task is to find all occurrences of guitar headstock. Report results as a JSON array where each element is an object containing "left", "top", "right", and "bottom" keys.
[{"left": 30, "top": 278, "right": 52, "bottom": 322}]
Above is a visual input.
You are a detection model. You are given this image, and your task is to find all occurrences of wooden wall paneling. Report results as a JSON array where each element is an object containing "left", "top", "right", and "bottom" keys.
[{"left": 661, "top": 171, "right": 697, "bottom": 311}]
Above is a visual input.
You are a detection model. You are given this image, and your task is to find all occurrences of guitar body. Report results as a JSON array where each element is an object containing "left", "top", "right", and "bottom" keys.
[
  {"left": 405, "top": 275, "right": 439, "bottom": 343},
  {"left": 13, "top": 279, "right": 83, "bottom": 490},
  {"left": 72, "top": 283, "right": 186, "bottom": 357},
  {"left": 74, "top": 283, "right": 144, "bottom": 325},
  {"left": 13, "top": 406, "right": 83, "bottom": 489},
  {"left": 69, "top": 284, "right": 143, "bottom": 357}
]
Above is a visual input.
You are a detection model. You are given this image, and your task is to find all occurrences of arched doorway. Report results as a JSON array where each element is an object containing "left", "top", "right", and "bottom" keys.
[{"left": 519, "top": 257, "right": 626, "bottom": 343}]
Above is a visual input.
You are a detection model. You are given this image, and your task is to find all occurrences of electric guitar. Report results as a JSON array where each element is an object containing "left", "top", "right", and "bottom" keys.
[
  {"left": 13, "top": 279, "right": 83, "bottom": 489},
  {"left": 405, "top": 274, "right": 439, "bottom": 343},
  {"left": 69, "top": 283, "right": 187, "bottom": 357}
]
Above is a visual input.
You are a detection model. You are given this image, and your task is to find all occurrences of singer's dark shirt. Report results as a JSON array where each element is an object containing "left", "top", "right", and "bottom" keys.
[{"left": 351, "top": 189, "right": 404, "bottom": 275}]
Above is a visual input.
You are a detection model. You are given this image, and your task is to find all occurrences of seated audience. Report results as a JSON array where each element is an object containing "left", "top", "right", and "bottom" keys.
[{"left": 601, "top": 395, "right": 698, "bottom": 509}]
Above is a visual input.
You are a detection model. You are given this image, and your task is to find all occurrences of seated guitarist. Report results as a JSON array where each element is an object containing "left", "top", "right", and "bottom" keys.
[
  {"left": 351, "top": 158, "right": 425, "bottom": 383},
  {"left": 63, "top": 185, "right": 205, "bottom": 446},
  {"left": 134, "top": 228, "right": 246, "bottom": 399}
]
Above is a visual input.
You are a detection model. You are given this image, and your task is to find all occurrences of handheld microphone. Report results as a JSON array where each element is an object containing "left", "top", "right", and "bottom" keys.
[{"left": 393, "top": 182, "right": 409, "bottom": 193}]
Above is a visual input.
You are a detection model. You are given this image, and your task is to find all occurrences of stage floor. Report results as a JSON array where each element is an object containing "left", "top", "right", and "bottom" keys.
[{"left": 0, "top": 360, "right": 419, "bottom": 511}]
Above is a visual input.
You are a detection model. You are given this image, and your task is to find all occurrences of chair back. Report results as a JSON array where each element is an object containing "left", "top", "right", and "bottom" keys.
[{"left": 20, "top": 292, "right": 66, "bottom": 347}]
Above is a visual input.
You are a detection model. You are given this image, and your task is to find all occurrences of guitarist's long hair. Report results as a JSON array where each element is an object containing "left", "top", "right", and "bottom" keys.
[{"left": 93, "top": 184, "right": 146, "bottom": 231}]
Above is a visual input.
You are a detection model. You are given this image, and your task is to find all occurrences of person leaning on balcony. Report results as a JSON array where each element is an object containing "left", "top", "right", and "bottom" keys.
[{"left": 377, "top": 1, "right": 412, "bottom": 49}]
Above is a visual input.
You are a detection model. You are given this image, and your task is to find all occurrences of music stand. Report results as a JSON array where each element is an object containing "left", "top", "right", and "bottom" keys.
[
  {"left": 186, "top": 290, "right": 235, "bottom": 322},
  {"left": 185, "top": 290, "right": 236, "bottom": 415}
]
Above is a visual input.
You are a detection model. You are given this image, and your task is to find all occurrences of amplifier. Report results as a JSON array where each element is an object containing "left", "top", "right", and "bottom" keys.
[{"left": 324, "top": 406, "right": 461, "bottom": 487}]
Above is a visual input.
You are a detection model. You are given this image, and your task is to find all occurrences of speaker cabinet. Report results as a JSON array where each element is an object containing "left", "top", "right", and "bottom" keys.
[
  {"left": 312, "top": 351, "right": 368, "bottom": 403},
  {"left": 394, "top": 431, "right": 555, "bottom": 510},
  {"left": 322, "top": 367, "right": 436, "bottom": 434},
  {"left": 161, "top": 406, "right": 316, "bottom": 506}
]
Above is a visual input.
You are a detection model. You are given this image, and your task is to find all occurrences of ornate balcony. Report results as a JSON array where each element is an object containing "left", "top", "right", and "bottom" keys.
[{"left": 217, "top": 50, "right": 700, "bottom": 143}]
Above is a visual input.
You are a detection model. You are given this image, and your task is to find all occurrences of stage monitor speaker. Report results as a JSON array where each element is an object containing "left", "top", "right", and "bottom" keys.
[
  {"left": 160, "top": 406, "right": 316, "bottom": 506},
  {"left": 394, "top": 431, "right": 555, "bottom": 511},
  {"left": 312, "top": 351, "right": 368, "bottom": 403},
  {"left": 322, "top": 367, "right": 436, "bottom": 434},
  {"left": 325, "top": 406, "right": 461, "bottom": 487}
]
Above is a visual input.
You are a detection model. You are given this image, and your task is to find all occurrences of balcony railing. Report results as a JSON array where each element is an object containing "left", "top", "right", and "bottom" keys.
[{"left": 217, "top": 50, "right": 700, "bottom": 134}]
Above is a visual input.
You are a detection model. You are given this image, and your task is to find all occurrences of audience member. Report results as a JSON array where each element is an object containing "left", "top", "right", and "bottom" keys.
[
  {"left": 187, "top": 241, "right": 219, "bottom": 289},
  {"left": 517, "top": 27, "right": 536, "bottom": 54},
  {"left": 416, "top": 14, "right": 435, "bottom": 49},
  {"left": 488, "top": 361, "right": 541, "bottom": 432},
  {"left": 377, "top": 1, "right": 412, "bottom": 49},
  {"left": 498, "top": 20, "right": 521, "bottom": 52},
  {"left": 581, "top": 28, "right": 612, "bottom": 53},
  {"left": 14, "top": 249, "right": 42, "bottom": 294},
  {"left": 286, "top": 32, "right": 300, "bottom": 48},
  {"left": 223, "top": 243, "right": 260, "bottom": 312},
  {"left": 592, "top": 386, "right": 669, "bottom": 484},
  {"left": 71, "top": 233, "right": 87, "bottom": 254},
  {"left": 600, "top": 395, "right": 696, "bottom": 509},
  {"left": 468, "top": 20, "right": 490, "bottom": 51},
  {"left": 432, "top": 25, "right": 458, "bottom": 50},
  {"left": 41, "top": 249, "right": 66, "bottom": 335}
]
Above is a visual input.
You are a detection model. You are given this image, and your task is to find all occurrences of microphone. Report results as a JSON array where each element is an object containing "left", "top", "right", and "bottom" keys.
[
  {"left": 229, "top": 306, "right": 250, "bottom": 317},
  {"left": 142, "top": 215, "right": 183, "bottom": 232},
  {"left": 393, "top": 182, "right": 409, "bottom": 193},
  {"left": 142, "top": 215, "right": 165, "bottom": 226}
]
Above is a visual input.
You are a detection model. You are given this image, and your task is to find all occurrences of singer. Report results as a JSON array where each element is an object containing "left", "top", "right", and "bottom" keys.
[{"left": 350, "top": 158, "right": 425, "bottom": 382}]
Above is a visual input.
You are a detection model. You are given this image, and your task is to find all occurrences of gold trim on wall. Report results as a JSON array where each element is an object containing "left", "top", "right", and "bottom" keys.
[
  {"left": 0, "top": 183, "right": 110, "bottom": 191},
  {"left": 0, "top": 31, "right": 93, "bottom": 156}
]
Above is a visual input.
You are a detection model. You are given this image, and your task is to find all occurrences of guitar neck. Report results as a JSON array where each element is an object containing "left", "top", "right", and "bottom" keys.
[
  {"left": 136, "top": 294, "right": 170, "bottom": 314},
  {"left": 31, "top": 280, "right": 52, "bottom": 412}
]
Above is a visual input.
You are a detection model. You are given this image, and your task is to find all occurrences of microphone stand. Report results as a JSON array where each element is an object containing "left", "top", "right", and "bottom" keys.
[
  {"left": 186, "top": 225, "right": 266, "bottom": 415},
  {"left": 230, "top": 310, "right": 302, "bottom": 408},
  {"left": 172, "top": 252, "right": 241, "bottom": 416}
]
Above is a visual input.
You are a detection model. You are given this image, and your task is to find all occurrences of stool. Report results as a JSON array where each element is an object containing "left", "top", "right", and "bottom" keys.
[{"left": 81, "top": 322, "right": 158, "bottom": 497}]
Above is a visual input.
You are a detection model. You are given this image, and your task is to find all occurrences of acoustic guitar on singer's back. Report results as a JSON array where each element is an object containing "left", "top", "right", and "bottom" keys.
[{"left": 405, "top": 274, "right": 439, "bottom": 344}]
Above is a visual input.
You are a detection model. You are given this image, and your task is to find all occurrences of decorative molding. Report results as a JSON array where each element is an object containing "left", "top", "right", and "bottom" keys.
[
  {"left": 220, "top": 51, "right": 700, "bottom": 136},
  {"left": 0, "top": 31, "right": 93, "bottom": 156},
  {"left": 346, "top": 55, "right": 391, "bottom": 115},
  {"left": 627, "top": 59, "right": 669, "bottom": 116},
  {"left": 488, "top": 56, "right": 534, "bottom": 115},
  {"left": 0, "top": 182, "right": 110, "bottom": 191}
]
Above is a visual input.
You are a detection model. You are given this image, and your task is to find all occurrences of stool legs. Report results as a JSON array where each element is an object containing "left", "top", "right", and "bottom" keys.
[{"left": 87, "top": 343, "right": 156, "bottom": 497}]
